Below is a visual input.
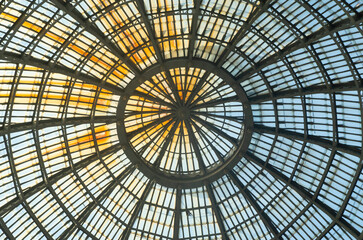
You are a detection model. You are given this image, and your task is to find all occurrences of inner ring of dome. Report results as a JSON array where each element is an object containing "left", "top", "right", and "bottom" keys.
[{"left": 117, "top": 59, "right": 253, "bottom": 188}]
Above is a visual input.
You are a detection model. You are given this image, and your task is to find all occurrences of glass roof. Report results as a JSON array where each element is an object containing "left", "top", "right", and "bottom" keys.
[{"left": 0, "top": 0, "right": 362, "bottom": 239}]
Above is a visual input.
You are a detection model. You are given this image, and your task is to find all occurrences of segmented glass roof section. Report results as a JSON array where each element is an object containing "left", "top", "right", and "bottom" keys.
[
  {"left": 0, "top": 0, "right": 362, "bottom": 239},
  {"left": 124, "top": 67, "right": 245, "bottom": 174}
]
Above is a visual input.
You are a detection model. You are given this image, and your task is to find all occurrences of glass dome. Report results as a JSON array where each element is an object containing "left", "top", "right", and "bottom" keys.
[{"left": 0, "top": 0, "right": 362, "bottom": 239}]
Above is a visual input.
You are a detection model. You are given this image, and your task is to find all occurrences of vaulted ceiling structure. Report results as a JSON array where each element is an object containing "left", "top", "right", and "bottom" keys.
[{"left": 0, "top": 0, "right": 362, "bottom": 239}]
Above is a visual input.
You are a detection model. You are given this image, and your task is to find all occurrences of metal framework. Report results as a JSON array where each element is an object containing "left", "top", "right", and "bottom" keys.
[
  {"left": 116, "top": 58, "right": 253, "bottom": 188},
  {"left": 0, "top": 0, "right": 362, "bottom": 239}
]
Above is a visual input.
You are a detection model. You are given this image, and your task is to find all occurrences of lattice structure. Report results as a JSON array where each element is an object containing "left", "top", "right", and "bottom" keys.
[{"left": 0, "top": 0, "right": 362, "bottom": 239}]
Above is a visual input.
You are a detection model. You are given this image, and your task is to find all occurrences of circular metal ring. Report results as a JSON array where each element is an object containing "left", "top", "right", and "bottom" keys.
[{"left": 117, "top": 58, "right": 253, "bottom": 188}]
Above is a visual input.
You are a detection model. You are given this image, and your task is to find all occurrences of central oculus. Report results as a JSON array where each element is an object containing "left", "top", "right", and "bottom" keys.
[{"left": 117, "top": 60, "right": 253, "bottom": 188}]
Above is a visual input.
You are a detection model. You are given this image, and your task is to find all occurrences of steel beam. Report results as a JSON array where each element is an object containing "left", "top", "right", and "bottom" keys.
[
  {"left": 0, "top": 116, "right": 117, "bottom": 136},
  {"left": 228, "top": 171, "right": 281, "bottom": 239},
  {"left": 132, "top": 90, "right": 175, "bottom": 109},
  {"left": 121, "top": 181, "right": 154, "bottom": 240},
  {"left": 336, "top": 153, "right": 363, "bottom": 218},
  {"left": 244, "top": 151, "right": 361, "bottom": 239},
  {"left": 49, "top": 0, "right": 140, "bottom": 74},
  {"left": 216, "top": 0, "right": 274, "bottom": 67},
  {"left": 134, "top": 0, "right": 164, "bottom": 62},
  {"left": 277, "top": 125, "right": 327, "bottom": 239},
  {"left": 184, "top": 119, "right": 206, "bottom": 173},
  {"left": 2, "top": 136, "right": 52, "bottom": 239},
  {"left": 153, "top": 119, "right": 180, "bottom": 167},
  {"left": 277, "top": 202, "right": 312, "bottom": 239},
  {"left": 126, "top": 114, "right": 173, "bottom": 139},
  {"left": 173, "top": 188, "right": 182, "bottom": 240},
  {"left": 59, "top": 165, "right": 135, "bottom": 239},
  {"left": 315, "top": 221, "right": 335, "bottom": 240},
  {"left": 0, "top": 0, "right": 39, "bottom": 49},
  {"left": 0, "top": 217, "right": 15, "bottom": 240},
  {"left": 47, "top": 186, "right": 98, "bottom": 240},
  {"left": 188, "top": 0, "right": 202, "bottom": 60},
  {"left": 32, "top": 119, "right": 99, "bottom": 240},
  {"left": 333, "top": 33, "right": 363, "bottom": 240},
  {"left": 249, "top": 81, "right": 362, "bottom": 103},
  {"left": 192, "top": 115, "right": 238, "bottom": 147},
  {"left": 253, "top": 124, "right": 361, "bottom": 157},
  {"left": 0, "top": 144, "right": 121, "bottom": 216},
  {"left": 206, "top": 184, "right": 228, "bottom": 240},
  {"left": 133, "top": 0, "right": 182, "bottom": 105},
  {"left": 236, "top": 13, "right": 363, "bottom": 83},
  {"left": 0, "top": 51, "right": 124, "bottom": 95},
  {"left": 192, "top": 95, "right": 239, "bottom": 109},
  {"left": 190, "top": 121, "right": 225, "bottom": 165}
]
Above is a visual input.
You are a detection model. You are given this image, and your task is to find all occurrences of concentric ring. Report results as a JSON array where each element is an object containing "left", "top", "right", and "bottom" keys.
[{"left": 117, "top": 59, "right": 253, "bottom": 188}]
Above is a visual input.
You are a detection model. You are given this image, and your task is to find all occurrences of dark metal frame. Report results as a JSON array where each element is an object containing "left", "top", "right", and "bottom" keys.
[
  {"left": 116, "top": 58, "right": 254, "bottom": 188},
  {"left": 0, "top": 0, "right": 361, "bottom": 239}
]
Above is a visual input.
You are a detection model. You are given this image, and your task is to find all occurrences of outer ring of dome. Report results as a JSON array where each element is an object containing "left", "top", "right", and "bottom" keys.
[{"left": 116, "top": 58, "right": 254, "bottom": 188}]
